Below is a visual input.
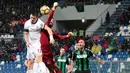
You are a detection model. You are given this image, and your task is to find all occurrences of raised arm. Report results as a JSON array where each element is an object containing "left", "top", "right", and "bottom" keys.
[
  {"left": 45, "top": 2, "right": 58, "bottom": 26},
  {"left": 44, "top": 25, "right": 55, "bottom": 44},
  {"left": 53, "top": 31, "right": 73, "bottom": 40}
]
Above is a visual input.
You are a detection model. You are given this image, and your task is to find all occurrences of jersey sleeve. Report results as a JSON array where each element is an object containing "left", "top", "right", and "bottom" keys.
[
  {"left": 45, "top": 10, "right": 54, "bottom": 26},
  {"left": 24, "top": 22, "right": 29, "bottom": 32},
  {"left": 66, "top": 57, "right": 69, "bottom": 65},
  {"left": 40, "top": 19, "right": 45, "bottom": 29},
  {"left": 53, "top": 31, "right": 68, "bottom": 40},
  {"left": 72, "top": 51, "right": 77, "bottom": 61},
  {"left": 55, "top": 55, "right": 58, "bottom": 61},
  {"left": 87, "top": 49, "right": 94, "bottom": 58}
]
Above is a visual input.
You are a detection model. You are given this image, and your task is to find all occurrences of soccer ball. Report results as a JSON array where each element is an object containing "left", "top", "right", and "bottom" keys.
[{"left": 40, "top": 5, "right": 50, "bottom": 15}]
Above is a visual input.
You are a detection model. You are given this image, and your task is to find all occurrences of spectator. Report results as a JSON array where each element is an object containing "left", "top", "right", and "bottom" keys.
[
  {"left": 79, "top": 29, "right": 84, "bottom": 37},
  {"left": 123, "top": 10, "right": 129, "bottom": 25},
  {"left": 118, "top": 34, "right": 124, "bottom": 45},
  {"left": 119, "top": 25, "right": 124, "bottom": 35},
  {"left": 124, "top": 26, "right": 129, "bottom": 36},
  {"left": 0, "top": 50, "right": 3, "bottom": 58},
  {"left": 63, "top": 43, "right": 69, "bottom": 53},
  {"left": 73, "top": 29, "right": 78, "bottom": 38},
  {"left": 10, "top": 53, "right": 16, "bottom": 61},
  {"left": 2, "top": 50, "right": 10, "bottom": 61},
  {"left": 103, "top": 39, "right": 109, "bottom": 49},
  {"left": 1, "top": 38, "right": 5, "bottom": 45},
  {"left": 120, "top": 13, "right": 124, "bottom": 24},
  {"left": 106, "top": 11, "right": 110, "bottom": 23},
  {"left": 17, "top": 40, "right": 22, "bottom": 52}
]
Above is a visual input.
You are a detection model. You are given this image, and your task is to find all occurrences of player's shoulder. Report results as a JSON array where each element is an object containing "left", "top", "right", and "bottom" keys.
[
  {"left": 55, "top": 55, "right": 60, "bottom": 59},
  {"left": 73, "top": 50, "right": 78, "bottom": 54},
  {"left": 38, "top": 18, "right": 44, "bottom": 23},
  {"left": 25, "top": 19, "right": 31, "bottom": 25},
  {"left": 55, "top": 55, "right": 60, "bottom": 57}
]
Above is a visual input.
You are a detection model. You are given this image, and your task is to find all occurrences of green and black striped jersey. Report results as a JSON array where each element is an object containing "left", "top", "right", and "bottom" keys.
[
  {"left": 55, "top": 55, "right": 69, "bottom": 73},
  {"left": 72, "top": 49, "right": 93, "bottom": 71}
]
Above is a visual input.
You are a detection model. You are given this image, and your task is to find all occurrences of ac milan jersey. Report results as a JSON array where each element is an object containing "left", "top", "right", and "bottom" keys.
[{"left": 24, "top": 19, "right": 45, "bottom": 43}]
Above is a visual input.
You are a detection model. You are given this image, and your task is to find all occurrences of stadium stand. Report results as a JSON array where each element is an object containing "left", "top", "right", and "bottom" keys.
[{"left": 94, "top": 0, "right": 130, "bottom": 36}]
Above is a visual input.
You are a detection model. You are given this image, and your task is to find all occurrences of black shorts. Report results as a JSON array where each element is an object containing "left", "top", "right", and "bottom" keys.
[{"left": 75, "top": 69, "right": 91, "bottom": 73}]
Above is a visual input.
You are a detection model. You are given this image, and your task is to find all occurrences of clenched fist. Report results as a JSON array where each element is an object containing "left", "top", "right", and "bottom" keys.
[
  {"left": 50, "top": 39, "right": 55, "bottom": 44},
  {"left": 66, "top": 32, "right": 73, "bottom": 38},
  {"left": 53, "top": 2, "right": 59, "bottom": 8}
]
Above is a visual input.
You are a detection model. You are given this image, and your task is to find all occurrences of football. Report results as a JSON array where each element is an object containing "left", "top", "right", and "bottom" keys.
[{"left": 40, "top": 5, "right": 50, "bottom": 15}]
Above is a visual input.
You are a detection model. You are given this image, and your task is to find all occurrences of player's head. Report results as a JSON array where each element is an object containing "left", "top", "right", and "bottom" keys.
[
  {"left": 60, "top": 48, "right": 65, "bottom": 56},
  {"left": 74, "top": 43, "right": 80, "bottom": 50},
  {"left": 78, "top": 38, "right": 85, "bottom": 50},
  {"left": 30, "top": 12, "right": 38, "bottom": 24}
]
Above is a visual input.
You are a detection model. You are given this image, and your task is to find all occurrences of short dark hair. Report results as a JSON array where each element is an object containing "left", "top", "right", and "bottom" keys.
[
  {"left": 30, "top": 11, "right": 38, "bottom": 17},
  {"left": 77, "top": 36, "right": 85, "bottom": 43}
]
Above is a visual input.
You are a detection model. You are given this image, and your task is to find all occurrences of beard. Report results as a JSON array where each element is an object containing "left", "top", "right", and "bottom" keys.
[{"left": 48, "top": 23, "right": 53, "bottom": 28}]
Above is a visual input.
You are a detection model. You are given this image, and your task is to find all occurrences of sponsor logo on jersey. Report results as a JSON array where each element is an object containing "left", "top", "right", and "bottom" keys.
[
  {"left": 29, "top": 26, "right": 40, "bottom": 32},
  {"left": 58, "top": 59, "right": 66, "bottom": 62},
  {"left": 76, "top": 55, "right": 87, "bottom": 58}
]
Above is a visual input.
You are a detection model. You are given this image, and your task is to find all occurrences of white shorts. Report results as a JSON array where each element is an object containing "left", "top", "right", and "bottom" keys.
[
  {"left": 32, "top": 62, "right": 39, "bottom": 73},
  {"left": 29, "top": 42, "right": 42, "bottom": 56},
  {"left": 32, "top": 62, "right": 50, "bottom": 73},
  {"left": 26, "top": 42, "right": 42, "bottom": 59},
  {"left": 26, "top": 47, "right": 35, "bottom": 60}
]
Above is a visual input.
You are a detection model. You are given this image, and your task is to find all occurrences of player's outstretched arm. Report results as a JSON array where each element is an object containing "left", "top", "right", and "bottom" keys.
[
  {"left": 53, "top": 31, "right": 73, "bottom": 40},
  {"left": 45, "top": 2, "right": 58, "bottom": 26},
  {"left": 70, "top": 60, "right": 74, "bottom": 72},
  {"left": 94, "top": 56, "right": 105, "bottom": 64},
  {"left": 89, "top": 49, "right": 105, "bottom": 64},
  {"left": 66, "top": 58, "right": 72, "bottom": 73},
  {"left": 44, "top": 25, "right": 55, "bottom": 44}
]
